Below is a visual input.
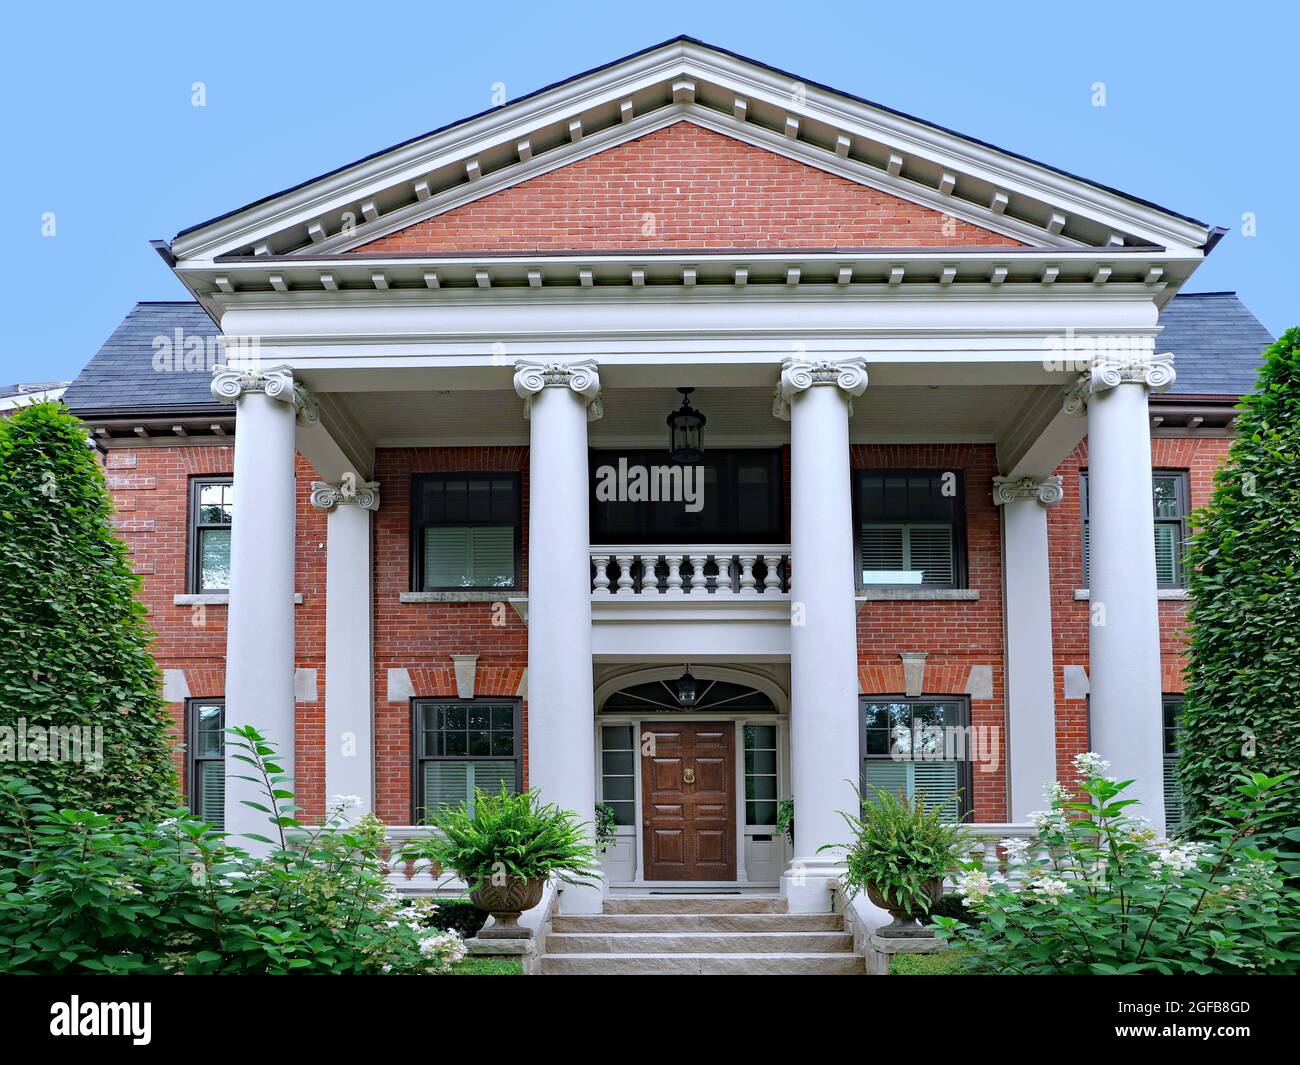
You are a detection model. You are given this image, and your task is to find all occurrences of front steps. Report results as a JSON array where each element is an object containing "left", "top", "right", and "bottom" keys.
[{"left": 538, "top": 894, "right": 863, "bottom": 975}]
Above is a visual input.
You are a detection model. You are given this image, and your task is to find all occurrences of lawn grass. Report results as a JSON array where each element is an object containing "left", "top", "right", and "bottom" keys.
[
  {"left": 448, "top": 956, "right": 524, "bottom": 975},
  {"left": 889, "top": 949, "right": 968, "bottom": 975}
]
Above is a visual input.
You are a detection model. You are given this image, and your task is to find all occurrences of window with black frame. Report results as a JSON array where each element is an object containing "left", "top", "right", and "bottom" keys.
[
  {"left": 413, "top": 700, "right": 521, "bottom": 822},
  {"left": 854, "top": 470, "right": 965, "bottom": 588},
  {"left": 1081, "top": 469, "right": 1189, "bottom": 588},
  {"left": 1163, "top": 694, "right": 1185, "bottom": 831},
  {"left": 860, "top": 697, "right": 970, "bottom": 818},
  {"left": 189, "top": 477, "right": 233, "bottom": 593},
  {"left": 411, "top": 473, "right": 521, "bottom": 591},
  {"left": 187, "top": 698, "right": 225, "bottom": 828},
  {"left": 589, "top": 448, "right": 784, "bottom": 544}
]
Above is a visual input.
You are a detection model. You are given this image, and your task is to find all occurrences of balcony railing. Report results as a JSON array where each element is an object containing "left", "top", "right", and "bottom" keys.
[{"left": 590, "top": 545, "right": 790, "bottom": 596}]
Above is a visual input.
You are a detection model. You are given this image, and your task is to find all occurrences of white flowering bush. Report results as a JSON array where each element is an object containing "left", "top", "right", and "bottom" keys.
[
  {"left": 935, "top": 755, "right": 1300, "bottom": 975},
  {"left": 0, "top": 727, "right": 467, "bottom": 974}
]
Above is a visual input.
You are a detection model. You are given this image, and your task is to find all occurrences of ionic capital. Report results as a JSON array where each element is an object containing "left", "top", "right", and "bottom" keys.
[
  {"left": 310, "top": 479, "right": 380, "bottom": 512},
  {"left": 1062, "top": 350, "right": 1176, "bottom": 416},
  {"left": 772, "top": 357, "right": 869, "bottom": 420},
  {"left": 992, "top": 475, "right": 1064, "bottom": 507},
  {"left": 211, "top": 364, "right": 319, "bottom": 425},
  {"left": 512, "top": 360, "right": 603, "bottom": 421}
]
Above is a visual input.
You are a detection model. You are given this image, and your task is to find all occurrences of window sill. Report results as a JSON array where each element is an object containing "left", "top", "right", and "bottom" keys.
[
  {"left": 173, "top": 593, "right": 304, "bottom": 606},
  {"left": 399, "top": 590, "right": 519, "bottom": 603},
  {"left": 855, "top": 588, "right": 980, "bottom": 601},
  {"left": 1073, "top": 588, "right": 1189, "bottom": 601}
]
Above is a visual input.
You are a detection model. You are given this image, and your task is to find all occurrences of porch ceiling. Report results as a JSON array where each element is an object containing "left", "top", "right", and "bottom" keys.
[{"left": 339, "top": 382, "right": 1042, "bottom": 448}]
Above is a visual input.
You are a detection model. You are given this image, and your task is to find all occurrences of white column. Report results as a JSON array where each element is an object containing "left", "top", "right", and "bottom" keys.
[
  {"left": 211, "top": 365, "right": 312, "bottom": 848},
  {"left": 312, "top": 478, "right": 379, "bottom": 820},
  {"left": 774, "top": 357, "right": 868, "bottom": 912},
  {"left": 514, "top": 361, "right": 604, "bottom": 913},
  {"left": 1067, "top": 349, "right": 1174, "bottom": 831},
  {"left": 994, "top": 475, "right": 1063, "bottom": 820}
]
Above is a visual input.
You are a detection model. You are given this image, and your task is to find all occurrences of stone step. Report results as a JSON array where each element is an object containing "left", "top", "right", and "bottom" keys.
[
  {"left": 547, "top": 930, "right": 854, "bottom": 954},
  {"left": 602, "top": 895, "right": 787, "bottom": 915},
  {"left": 553, "top": 912, "right": 844, "bottom": 933},
  {"left": 539, "top": 952, "right": 864, "bottom": 975}
]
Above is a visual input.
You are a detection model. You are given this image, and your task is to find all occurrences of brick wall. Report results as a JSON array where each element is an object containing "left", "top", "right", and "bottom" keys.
[
  {"left": 104, "top": 445, "right": 328, "bottom": 821},
  {"left": 1048, "top": 435, "right": 1232, "bottom": 776},
  {"left": 355, "top": 122, "right": 1022, "bottom": 254}
]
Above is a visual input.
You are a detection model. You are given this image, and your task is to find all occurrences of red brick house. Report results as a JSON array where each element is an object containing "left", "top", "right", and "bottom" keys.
[{"left": 61, "top": 37, "right": 1271, "bottom": 968}]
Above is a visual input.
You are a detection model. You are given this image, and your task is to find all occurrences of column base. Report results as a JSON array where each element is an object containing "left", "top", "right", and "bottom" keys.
[
  {"left": 780, "top": 856, "right": 845, "bottom": 913},
  {"left": 557, "top": 870, "right": 606, "bottom": 915}
]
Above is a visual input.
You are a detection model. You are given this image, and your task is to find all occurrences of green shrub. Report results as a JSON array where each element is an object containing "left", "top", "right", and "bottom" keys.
[
  {"left": 824, "top": 786, "right": 967, "bottom": 914},
  {"left": 1180, "top": 327, "right": 1300, "bottom": 836},
  {"left": 0, "top": 728, "right": 467, "bottom": 974},
  {"left": 0, "top": 403, "right": 176, "bottom": 822},
  {"left": 418, "top": 784, "right": 598, "bottom": 888},
  {"left": 425, "top": 899, "right": 487, "bottom": 938},
  {"left": 935, "top": 754, "right": 1300, "bottom": 975}
]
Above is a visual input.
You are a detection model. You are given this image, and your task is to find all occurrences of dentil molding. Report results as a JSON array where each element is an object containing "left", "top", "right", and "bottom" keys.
[
  {"left": 310, "top": 479, "right": 381, "bottom": 511},
  {"left": 512, "top": 360, "right": 603, "bottom": 421},
  {"left": 211, "top": 364, "right": 320, "bottom": 424},
  {"left": 992, "top": 475, "right": 1064, "bottom": 506},
  {"left": 1062, "top": 351, "right": 1176, "bottom": 416},
  {"left": 772, "top": 357, "right": 869, "bottom": 420}
]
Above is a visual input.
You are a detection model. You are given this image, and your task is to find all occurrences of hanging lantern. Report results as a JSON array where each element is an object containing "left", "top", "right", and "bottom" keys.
[
  {"left": 674, "top": 666, "right": 700, "bottom": 709},
  {"left": 667, "top": 387, "right": 706, "bottom": 464}
]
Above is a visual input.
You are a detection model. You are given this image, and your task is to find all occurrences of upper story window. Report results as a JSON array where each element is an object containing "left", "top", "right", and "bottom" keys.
[
  {"left": 589, "top": 448, "right": 784, "bottom": 545},
  {"left": 1081, "top": 470, "right": 1189, "bottom": 588},
  {"left": 189, "top": 476, "right": 233, "bottom": 593},
  {"left": 853, "top": 470, "right": 966, "bottom": 588},
  {"left": 411, "top": 473, "right": 521, "bottom": 591},
  {"left": 187, "top": 698, "right": 225, "bottom": 828}
]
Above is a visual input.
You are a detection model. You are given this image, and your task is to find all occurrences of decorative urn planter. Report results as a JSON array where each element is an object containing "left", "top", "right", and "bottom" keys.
[
  {"left": 469, "top": 876, "right": 546, "bottom": 939},
  {"left": 866, "top": 877, "right": 944, "bottom": 933}
]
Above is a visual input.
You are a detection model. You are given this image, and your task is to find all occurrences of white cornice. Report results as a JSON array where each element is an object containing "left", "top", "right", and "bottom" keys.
[{"left": 168, "top": 39, "right": 1211, "bottom": 264}]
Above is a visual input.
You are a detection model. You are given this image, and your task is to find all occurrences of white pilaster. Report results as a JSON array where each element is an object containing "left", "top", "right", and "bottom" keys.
[
  {"left": 774, "top": 357, "right": 868, "bottom": 911},
  {"left": 211, "top": 365, "right": 312, "bottom": 848},
  {"left": 514, "top": 361, "right": 605, "bottom": 913},
  {"left": 993, "top": 475, "right": 1063, "bottom": 820},
  {"left": 312, "top": 479, "right": 379, "bottom": 820},
  {"left": 1067, "top": 349, "right": 1174, "bottom": 831}
]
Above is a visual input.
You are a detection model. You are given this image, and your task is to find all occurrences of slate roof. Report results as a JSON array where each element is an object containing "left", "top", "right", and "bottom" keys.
[
  {"left": 1154, "top": 292, "right": 1274, "bottom": 397},
  {"left": 62, "top": 301, "right": 228, "bottom": 414},
  {"left": 63, "top": 293, "right": 1273, "bottom": 415}
]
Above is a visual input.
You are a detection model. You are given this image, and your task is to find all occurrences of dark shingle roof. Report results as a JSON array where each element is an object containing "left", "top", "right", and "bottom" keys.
[
  {"left": 1156, "top": 292, "right": 1273, "bottom": 397},
  {"left": 62, "top": 302, "right": 229, "bottom": 414},
  {"left": 65, "top": 292, "right": 1274, "bottom": 414}
]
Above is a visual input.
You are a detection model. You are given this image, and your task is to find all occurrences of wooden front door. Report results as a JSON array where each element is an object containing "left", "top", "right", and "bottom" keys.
[{"left": 641, "top": 722, "right": 737, "bottom": 881}]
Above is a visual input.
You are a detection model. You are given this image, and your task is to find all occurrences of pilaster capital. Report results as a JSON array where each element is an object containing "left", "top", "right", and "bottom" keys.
[
  {"left": 992, "top": 475, "right": 1064, "bottom": 507},
  {"left": 772, "top": 357, "right": 869, "bottom": 420},
  {"left": 211, "top": 364, "right": 320, "bottom": 424},
  {"left": 512, "top": 360, "right": 603, "bottom": 421},
  {"left": 1062, "top": 350, "right": 1176, "bottom": 416},
  {"left": 311, "top": 479, "right": 380, "bottom": 512}
]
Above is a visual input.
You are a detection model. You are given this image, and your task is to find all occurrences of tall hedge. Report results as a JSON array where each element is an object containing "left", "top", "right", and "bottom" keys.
[
  {"left": 0, "top": 403, "right": 175, "bottom": 820},
  {"left": 1179, "top": 327, "right": 1300, "bottom": 834}
]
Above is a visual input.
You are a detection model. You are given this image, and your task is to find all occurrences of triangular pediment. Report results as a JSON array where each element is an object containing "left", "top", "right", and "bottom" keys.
[
  {"left": 167, "top": 37, "right": 1212, "bottom": 264},
  {"left": 351, "top": 121, "right": 1021, "bottom": 255}
]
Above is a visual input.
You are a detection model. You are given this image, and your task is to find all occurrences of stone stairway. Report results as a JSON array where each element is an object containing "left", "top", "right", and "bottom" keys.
[{"left": 538, "top": 894, "right": 863, "bottom": 975}]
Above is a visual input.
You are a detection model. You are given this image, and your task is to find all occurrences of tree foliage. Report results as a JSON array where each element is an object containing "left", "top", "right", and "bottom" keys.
[
  {"left": 0, "top": 403, "right": 176, "bottom": 821},
  {"left": 1179, "top": 327, "right": 1300, "bottom": 835}
]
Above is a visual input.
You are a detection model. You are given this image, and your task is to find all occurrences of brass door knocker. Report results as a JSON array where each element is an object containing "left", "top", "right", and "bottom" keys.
[{"left": 683, "top": 767, "right": 696, "bottom": 785}]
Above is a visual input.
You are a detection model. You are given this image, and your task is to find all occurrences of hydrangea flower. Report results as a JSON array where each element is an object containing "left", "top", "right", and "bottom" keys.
[
  {"left": 1001, "top": 836, "right": 1032, "bottom": 863},
  {"left": 1152, "top": 842, "right": 1204, "bottom": 876},
  {"left": 1072, "top": 751, "right": 1110, "bottom": 778},
  {"left": 1030, "top": 876, "right": 1072, "bottom": 900}
]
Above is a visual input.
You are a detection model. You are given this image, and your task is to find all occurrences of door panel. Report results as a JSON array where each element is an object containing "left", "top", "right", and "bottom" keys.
[{"left": 641, "top": 722, "right": 737, "bottom": 881}]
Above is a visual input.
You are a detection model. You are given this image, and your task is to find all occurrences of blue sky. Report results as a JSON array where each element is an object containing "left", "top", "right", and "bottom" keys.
[{"left": 3, "top": 1, "right": 1294, "bottom": 384}]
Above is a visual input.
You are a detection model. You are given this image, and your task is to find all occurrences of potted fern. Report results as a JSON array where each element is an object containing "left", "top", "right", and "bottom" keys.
[
  {"left": 823, "top": 786, "right": 967, "bottom": 932},
  {"left": 421, "top": 785, "right": 598, "bottom": 939}
]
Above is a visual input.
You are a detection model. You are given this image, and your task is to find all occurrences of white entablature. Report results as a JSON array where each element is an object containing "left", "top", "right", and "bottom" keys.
[{"left": 164, "top": 37, "right": 1215, "bottom": 271}]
